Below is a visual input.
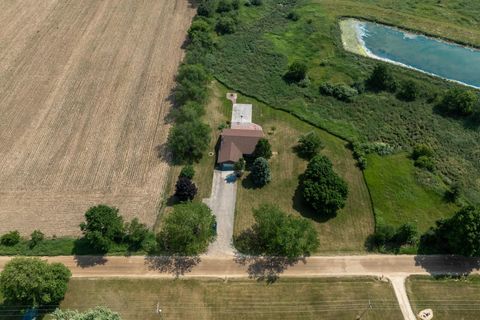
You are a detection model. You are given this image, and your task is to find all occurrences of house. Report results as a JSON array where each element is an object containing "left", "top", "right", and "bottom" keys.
[{"left": 217, "top": 100, "right": 264, "bottom": 169}]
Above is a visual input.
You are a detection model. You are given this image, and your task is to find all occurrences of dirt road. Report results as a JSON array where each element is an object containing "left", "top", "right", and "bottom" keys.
[{"left": 0, "top": 0, "right": 195, "bottom": 236}]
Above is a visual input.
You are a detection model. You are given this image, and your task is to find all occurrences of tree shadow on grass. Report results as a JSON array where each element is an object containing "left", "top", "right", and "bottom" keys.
[
  {"left": 234, "top": 254, "right": 302, "bottom": 284},
  {"left": 144, "top": 255, "right": 201, "bottom": 278},
  {"left": 0, "top": 303, "right": 57, "bottom": 320},
  {"left": 292, "top": 175, "right": 337, "bottom": 223}
]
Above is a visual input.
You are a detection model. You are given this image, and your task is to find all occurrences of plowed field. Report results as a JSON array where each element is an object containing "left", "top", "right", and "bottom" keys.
[{"left": 0, "top": 0, "right": 195, "bottom": 236}]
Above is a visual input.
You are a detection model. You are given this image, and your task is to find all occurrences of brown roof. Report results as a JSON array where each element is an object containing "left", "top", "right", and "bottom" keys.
[{"left": 217, "top": 129, "right": 264, "bottom": 163}]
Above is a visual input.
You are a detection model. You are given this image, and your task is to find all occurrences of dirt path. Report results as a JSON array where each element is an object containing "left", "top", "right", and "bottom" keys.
[{"left": 389, "top": 276, "right": 417, "bottom": 320}]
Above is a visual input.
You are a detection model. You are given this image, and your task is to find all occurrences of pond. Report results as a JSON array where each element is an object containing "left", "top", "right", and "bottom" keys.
[{"left": 340, "top": 18, "right": 480, "bottom": 89}]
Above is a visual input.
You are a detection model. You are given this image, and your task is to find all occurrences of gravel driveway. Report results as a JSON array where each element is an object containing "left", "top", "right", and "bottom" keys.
[{"left": 203, "top": 170, "right": 237, "bottom": 256}]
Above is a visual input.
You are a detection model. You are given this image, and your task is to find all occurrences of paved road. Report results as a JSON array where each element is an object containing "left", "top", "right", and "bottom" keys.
[{"left": 203, "top": 170, "right": 237, "bottom": 256}]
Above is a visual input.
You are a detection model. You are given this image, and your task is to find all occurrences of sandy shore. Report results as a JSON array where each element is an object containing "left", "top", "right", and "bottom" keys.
[{"left": 339, "top": 19, "right": 369, "bottom": 57}]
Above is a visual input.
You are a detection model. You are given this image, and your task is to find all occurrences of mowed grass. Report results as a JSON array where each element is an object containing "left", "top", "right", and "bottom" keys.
[
  {"left": 406, "top": 275, "right": 480, "bottom": 320},
  {"left": 364, "top": 154, "right": 458, "bottom": 232},
  {"left": 207, "top": 83, "right": 374, "bottom": 253},
  {"left": 54, "top": 277, "right": 402, "bottom": 320}
]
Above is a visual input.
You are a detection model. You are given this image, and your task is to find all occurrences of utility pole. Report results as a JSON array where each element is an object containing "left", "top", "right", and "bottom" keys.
[{"left": 356, "top": 299, "right": 372, "bottom": 320}]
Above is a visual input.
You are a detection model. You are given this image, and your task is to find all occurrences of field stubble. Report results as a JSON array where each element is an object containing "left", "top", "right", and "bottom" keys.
[{"left": 0, "top": 0, "right": 195, "bottom": 236}]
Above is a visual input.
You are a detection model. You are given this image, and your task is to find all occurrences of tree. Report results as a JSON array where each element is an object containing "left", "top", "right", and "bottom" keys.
[
  {"left": 179, "top": 164, "right": 195, "bottom": 180},
  {"left": 233, "top": 157, "right": 246, "bottom": 175},
  {"left": 250, "top": 0, "right": 263, "bottom": 5},
  {"left": 175, "top": 80, "right": 208, "bottom": 105},
  {"left": 188, "top": 19, "right": 211, "bottom": 39},
  {"left": 296, "top": 132, "right": 323, "bottom": 159},
  {"left": 253, "top": 138, "right": 272, "bottom": 159},
  {"left": 439, "top": 87, "right": 478, "bottom": 116},
  {"left": 177, "top": 64, "right": 210, "bottom": 85},
  {"left": 197, "top": 0, "right": 217, "bottom": 17},
  {"left": 124, "top": 218, "right": 156, "bottom": 252},
  {"left": 444, "top": 206, "right": 480, "bottom": 257},
  {"left": 302, "top": 155, "right": 348, "bottom": 215},
  {"left": 445, "top": 183, "right": 461, "bottom": 203},
  {"left": 241, "top": 204, "right": 319, "bottom": 258},
  {"left": 397, "top": 80, "right": 418, "bottom": 101},
  {"left": 29, "top": 230, "right": 45, "bottom": 248},
  {"left": 0, "top": 258, "right": 71, "bottom": 307},
  {"left": 167, "top": 120, "right": 211, "bottom": 164},
  {"left": 366, "top": 64, "right": 397, "bottom": 92},
  {"left": 394, "top": 223, "right": 418, "bottom": 245},
  {"left": 174, "top": 177, "right": 198, "bottom": 202},
  {"left": 0, "top": 231, "right": 21, "bottom": 246},
  {"left": 51, "top": 307, "right": 121, "bottom": 320},
  {"left": 217, "top": 0, "right": 233, "bottom": 13},
  {"left": 284, "top": 61, "right": 307, "bottom": 83},
  {"left": 216, "top": 16, "right": 237, "bottom": 35},
  {"left": 80, "top": 205, "right": 124, "bottom": 252},
  {"left": 157, "top": 202, "right": 216, "bottom": 255},
  {"left": 171, "top": 101, "right": 205, "bottom": 124},
  {"left": 250, "top": 157, "right": 271, "bottom": 187}
]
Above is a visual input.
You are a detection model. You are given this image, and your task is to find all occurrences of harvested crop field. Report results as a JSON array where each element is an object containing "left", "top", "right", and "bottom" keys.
[{"left": 0, "top": 0, "right": 195, "bottom": 236}]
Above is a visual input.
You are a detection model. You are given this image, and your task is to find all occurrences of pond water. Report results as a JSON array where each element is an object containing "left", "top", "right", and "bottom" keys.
[{"left": 341, "top": 19, "right": 480, "bottom": 89}]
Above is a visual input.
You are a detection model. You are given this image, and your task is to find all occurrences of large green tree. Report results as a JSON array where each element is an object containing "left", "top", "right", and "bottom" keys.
[
  {"left": 445, "top": 206, "right": 480, "bottom": 257},
  {"left": 302, "top": 155, "right": 348, "bottom": 215},
  {"left": 248, "top": 204, "right": 319, "bottom": 258},
  {"left": 167, "top": 120, "right": 211, "bottom": 164},
  {"left": 439, "top": 87, "right": 478, "bottom": 116},
  {"left": 51, "top": 307, "right": 121, "bottom": 320},
  {"left": 366, "top": 64, "right": 397, "bottom": 92},
  {"left": 0, "top": 257, "right": 71, "bottom": 307},
  {"left": 296, "top": 132, "right": 323, "bottom": 159},
  {"left": 157, "top": 202, "right": 216, "bottom": 255},
  {"left": 250, "top": 157, "right": 271, "bottom": 187},
  {"left": 80, "top": 205, "right": 124, "bottom": 252},
  {"left": 253, "top": 138, "right": 272, "bottom": 159}
]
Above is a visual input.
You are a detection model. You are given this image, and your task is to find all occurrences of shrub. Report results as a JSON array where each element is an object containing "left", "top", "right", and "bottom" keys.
[
  {"left": 167, "top": 120, "right": 211, "bottom": 164},
  {"left": 157, "top": 202, "right": 216, "bottom": 255},
  {"left": 284, "top": 61, "right": 307, "bottom": 83},
  {"left": 394, "top": 223, "right": 419, "bottom": 245},
  {"left": 250, "top": 0, "right": 263, "bottom": 5},
  {"left": 233, "top": 157, "right": 246, "bottom": 173},
  {"left": 370, "top": 223, "right": 418, "bottom": 251},
  {"left": 0, "top": 257, "right": 71, "bottom": 306},
  {"left": 51, "top": 307, "right": 121, "bottom": 320},
  {"left": 232, "top": 0, "right": 241, "bottom": 10},
  {"left": 29, "top": 230, "right": 45, "bottom": 248},
  {"left": 124, "top": 218, "right": 155, "bottom": 252},
  {"left": 177, "top": 64, "right": 210, "bottom": 86},
  {"left": 175, "top": 80, "right": 209, "bottom": 105},
  {"left": 236, "top": 204, "right": 319, "bottom": 258},
  {"left": 319, "top": 82, "right": 358, "bottom": 102},
  {"left": 366, "top": 64, "right": 397, "bottom": 92},
  {"left": 188, "top": 19, "right": 212, "bottom": 39},
  {"left": 414, "top": 155, "right": 434, "bottom": 171},
  {"left": 438, "top": 87, "right": 478, "bottom": 116},
  {"left": 287, "top": 11, "right": 300, "bottom": 21},
  {"left": 175, "top": 177, "right": 198, "bottom": 202},
  {"left": 412, "top": 144, "right": 434, "bottom": 160},
  {"left": 179, "top": 164, "right": 195, "bottom": 180},
  {"left": 217, "top": 0, "right": 233, "bottom": 13},
  {"left": 296, "top": 131, "right": 323, "bottom": 159},
  {"left": 250, "top": 157, "right": 271, "bottom": 187},
  {"left": 216, "top": 16, "right": 237, "bottom": 35},
  {"left": 79, "top": 205, "right": 124, "bottom": 253},
  {"left": 253, "top": 138, "right": 272, "bottom": 159},
  {"left": 0, "top": 231, "right": 21, "bottom": 246},
  {"left": 197, "top": 0, "right": 217, "bottom": 17},
  {"left": 397, "top": 80, "right": 418, "bottom": 101},
  {"left": 302, "top": 155, "right": 348, "bottom": 215},
  {"left": 444, "top": 183, "right": 461, "bottom": 203}
]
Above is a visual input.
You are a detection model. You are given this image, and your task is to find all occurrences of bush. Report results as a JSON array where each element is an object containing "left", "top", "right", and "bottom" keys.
[
  {"left": 29, "top": 230, "right": 45, "bottom": 248},
  {"left": 319, "top": 82, "right": 358, "bottom": 102},
  {"left": 167, "top": 120, "right": 211, "bottom": 164},
  {"left": 51, "top": 307, "right": 121, "bottom": 320},
  {"left": 236, "top": 204, "right": 319, "bottom": 258},
  {"left": 124, "top": 218, "right": 155, "bottom": 252},
  {"left": 0, "top": 257, "right": 71, "bottom": 306},
  {"left": 366, "top": 64, "right": 397, "bottom": 92},
  {"left": 250, "top": 0, "right": 263, "bottom": 5},
  {"left": 397, "top": 80, "right": 418, "bottom": 101},
  {"left": 296, "top": 131, "right": 323, "bottom": 159},
  {"left": 197, "top": 0, "right": 217, "bottom": 17},
  {"left": 177, "top": 64, "right": 210, "bottom": 85},
  {"left": 216, "top": 16, "right": 237, "bottom": 35},
  {"left": 412, "top": 144, "right": 434, "bottom": 160},
  {"left": 79, "top": 205, "right": 124, "bottom": 253},
  {"left": 414, "top": 155, "right": 434, "bottom": 171},
  {"left": 175, "top": 80, "right": 209, "bottom": 105},
  {"left": 157, "top": 202, "right": 216, "bottom": 255},
  {"left": 0, "top": 231, "right": 21, "bottom": 246},
  {"left": 284, "top": 61, "right": 307, "bottom": 83},
  {"left": 171, "top": 101, "right": 205, "bottom": 124},
  {"left": 287, "top": 11, "right": 300, "bottom": 21},
  {"left": 233, "top": 157, "right": 246, "bottom": 173},
  {"left": 369, "top": 223, "right": 418, "bottom": 252},
  {"left": 232, "top": 0, "right": 241, "bottom": 10},
  {"left": 179, "top": 164, "right": 195, "bottom": 180},
  {"left": 188, "top": 19, "right": 212, "bottom": 39},
  {"left": 217, "top": 0, "right": 233, "bottom": 13},
  {"left": 302, "top": 155, "right": 348, "bottom": 215},
  {"left": 444, "top": 183, "right": 461, "bottom": 203},
  {"left": 438, "top": 87, "right": 478, "bottom": 116},
  {"left": 175, "top": 177, "right": 198, "bottom": 202},
  {"left": 253, "top": 138, "right": 272, "bottom": 159},
  {"left": 250, "top": 157, "right": 271, "bottom": 187}
]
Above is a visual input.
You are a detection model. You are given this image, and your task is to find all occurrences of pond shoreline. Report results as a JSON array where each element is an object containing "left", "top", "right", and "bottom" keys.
[{"left": 340, "top": 18, "right": 480, "bottom": 90}]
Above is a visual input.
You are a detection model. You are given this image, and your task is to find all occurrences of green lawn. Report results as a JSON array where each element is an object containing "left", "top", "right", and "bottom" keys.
[
  {"left": 49, "top": 277, "right": 402, "bottom": 320},
  {"left": 407, "top": 275, "right": 480, "bottom": 320},
  {"left": 364, "top": 153, "right": 458, "bottom": 232},
  {"left": 211, "top": 0, "right": 480, "bottom": 213},
  {"left": 218, "top": 85, "right": 374, "bottom": 253}
]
